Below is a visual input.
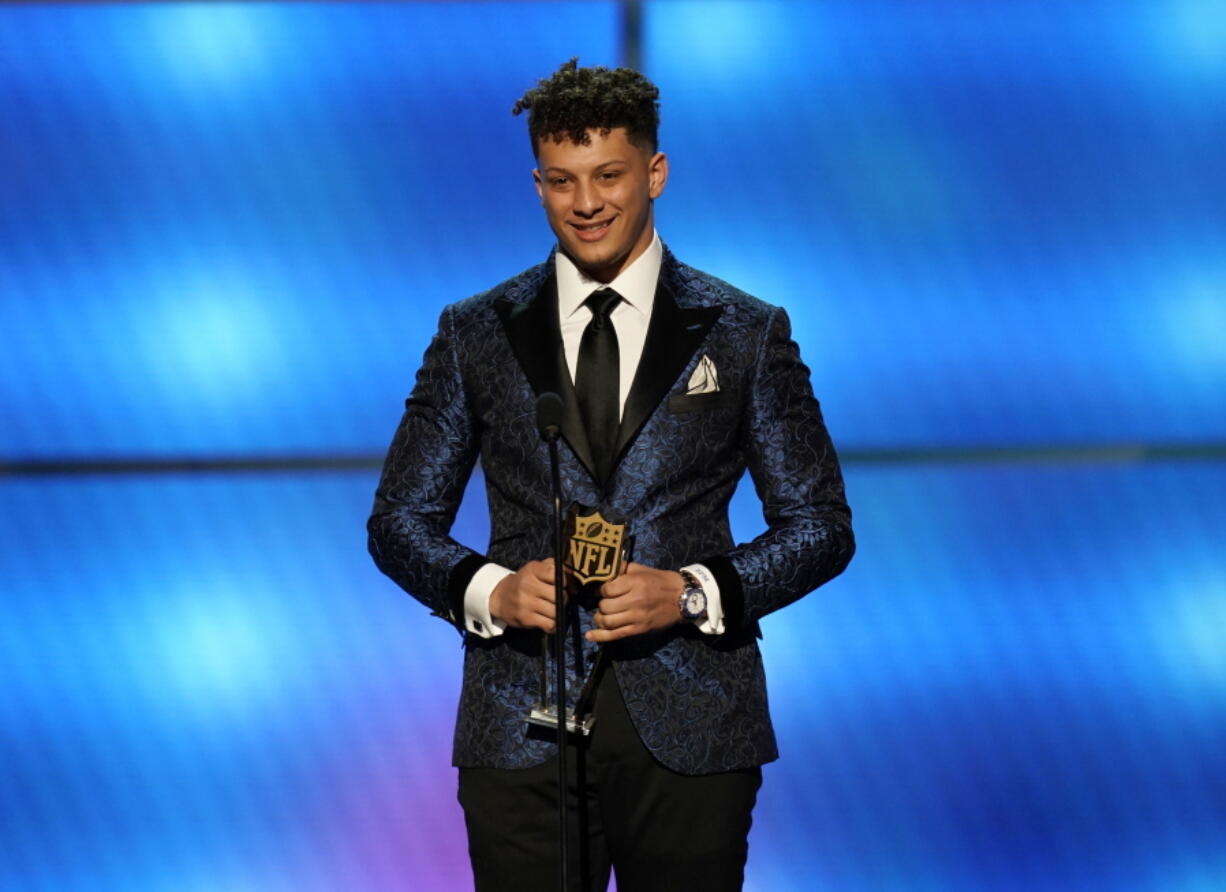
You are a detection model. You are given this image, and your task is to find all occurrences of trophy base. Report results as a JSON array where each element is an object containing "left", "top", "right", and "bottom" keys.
[{"left": 527, "top": 705, "right": 595, "bottom": 736}]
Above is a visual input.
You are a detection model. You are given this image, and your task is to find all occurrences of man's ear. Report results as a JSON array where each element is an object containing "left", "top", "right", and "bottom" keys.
[
  {"left": 647, "top": 152, "right": 669, "bottom": 200},
  {"left": 533, "top": 168, "right": 544, "bottom": 205}
]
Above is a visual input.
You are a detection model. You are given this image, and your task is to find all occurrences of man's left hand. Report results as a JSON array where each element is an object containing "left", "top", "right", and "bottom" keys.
[{"left": 586, "top": 562, "right": 683, "bottom": 643}]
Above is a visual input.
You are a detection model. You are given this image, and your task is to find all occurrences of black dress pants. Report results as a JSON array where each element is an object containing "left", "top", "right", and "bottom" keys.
[{"left": 457, "top": 667, "right": 762, "bottom": 892}]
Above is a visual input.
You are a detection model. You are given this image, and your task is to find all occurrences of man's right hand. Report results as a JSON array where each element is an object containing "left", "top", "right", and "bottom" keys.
[{"left": 488, "top": 558, "right": 560, "bottom": 633}]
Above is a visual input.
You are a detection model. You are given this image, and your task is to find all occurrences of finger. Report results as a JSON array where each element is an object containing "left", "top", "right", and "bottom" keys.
[
  {"left": 592, "top": 609, "right": 630, "bottom": 631},
  {"left": 528, "top": 567, "right": 567, "bottom": 595},
  {"left": 527, "top": 583, "right": 570, "bottom": 609},
  {"left": 528, "top": 599, "right": 558, "bottom": 628},
  {"left": 600, "top": 601, "right": 640, "bottom": 622},
  {"left": 597, "top": 596, "right": 635, "bottom": 619},
  {"left": 586, "top": 626, "right": 636, "bottom": 643},
  {"left": 506, "top": 590, "right": 552, "bottom": 621},
  {"left": 509, "top": 610, "right": 553, "bottom": 634},
  {"left": 531, "top": 563, "right": 572, "bottom": 600},
  {"left": 523, "top": 576, "right": 556, "bottom": 601},
  {"left": 529, "top": 558, "right": 556, "bottom": 583},
  {"left": 600, "top": 575, "right": 632, "bottom": 598},
  {"left": 530, "top": 597, "right": 556, "bottom": 618}
]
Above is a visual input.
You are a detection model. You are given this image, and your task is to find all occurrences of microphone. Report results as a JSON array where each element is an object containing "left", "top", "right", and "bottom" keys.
[{"left": 536, "top": 392, "right": 563, "bottom": 442}]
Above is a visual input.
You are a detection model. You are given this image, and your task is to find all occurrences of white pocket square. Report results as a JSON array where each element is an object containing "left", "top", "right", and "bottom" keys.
[{"left": 686, "top": 355, "right": 720, "bottom": 394}]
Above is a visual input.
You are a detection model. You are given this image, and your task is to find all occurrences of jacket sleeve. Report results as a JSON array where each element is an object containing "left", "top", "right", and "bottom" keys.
[
  {"left": 699, "top": 306, "right": 855, "bottom": 632},
  {"left": 366, "top": 305, "right": 488, "bottom": 630}
]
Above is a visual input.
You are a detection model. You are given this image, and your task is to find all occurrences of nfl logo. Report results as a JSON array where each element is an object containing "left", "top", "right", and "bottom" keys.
[{"left": 564, "top": 506, "right": 628, "bottom": 585}]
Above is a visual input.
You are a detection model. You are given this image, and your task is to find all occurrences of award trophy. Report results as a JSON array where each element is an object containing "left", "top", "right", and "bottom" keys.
[{"left": 527, "top": 503, "right": 630, "bottom": 736}]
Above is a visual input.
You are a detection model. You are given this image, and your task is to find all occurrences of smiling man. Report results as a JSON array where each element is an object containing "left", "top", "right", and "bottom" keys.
[
  {"left": 532, "top": 123, "right": 664, "bottom": 284},
  {"left": 368, "top": 59, "right": 855, "bottom": 891}
]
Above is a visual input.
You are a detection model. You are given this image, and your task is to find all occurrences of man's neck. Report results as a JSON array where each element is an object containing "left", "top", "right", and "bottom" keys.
[{"left": 555, "top": 231, "right": 663, "bottom": 317}]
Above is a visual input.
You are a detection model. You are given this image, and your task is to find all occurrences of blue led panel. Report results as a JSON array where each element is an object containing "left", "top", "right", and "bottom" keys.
[
  {"left": 0, "top": 471, "right": 481, "bottom": 891},
  {"left": 745, "top": 460, "right": 1226, "bottom": 890},
  {"left": 0, "top": 3, "right": 618, "bottom": 459},
  {"left": 646, "top": 0, "right": 1226, "bottom": 449},
  {"left": 4, "top": 2, "right": 1223, "bottom": 461},
  {"left": 2, "top": 463, "right": 1224, "bottom": 890}
]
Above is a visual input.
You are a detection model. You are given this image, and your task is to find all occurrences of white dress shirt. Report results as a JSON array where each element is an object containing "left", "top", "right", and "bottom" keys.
[{"left": 463, "top": 232, "right": 725, "bottom": 637}]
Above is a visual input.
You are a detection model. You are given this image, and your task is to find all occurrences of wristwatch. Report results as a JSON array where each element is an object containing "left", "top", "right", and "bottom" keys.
[{"left": 678, "top": 569, "right": 708, "bottom": 624}]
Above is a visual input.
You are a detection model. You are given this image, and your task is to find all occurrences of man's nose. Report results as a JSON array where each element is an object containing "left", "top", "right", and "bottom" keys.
[{"left": 572, "top": 180, "right": 603, "bottom": 217}]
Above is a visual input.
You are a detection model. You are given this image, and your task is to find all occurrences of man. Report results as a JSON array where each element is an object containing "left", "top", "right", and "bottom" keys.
[{"left": 368, "top": 59, "right": 854, "bottom": 891}]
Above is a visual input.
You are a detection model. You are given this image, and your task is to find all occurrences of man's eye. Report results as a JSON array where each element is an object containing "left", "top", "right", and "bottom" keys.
[
  {"left": 550, "top": 177, "right": 570, "bottom": 187},
  {"left": 600, "top": 171, "right": 620, "bottom": 180}
]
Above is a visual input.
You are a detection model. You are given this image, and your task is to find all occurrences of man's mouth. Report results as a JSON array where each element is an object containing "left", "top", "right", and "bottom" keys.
[{"left": 570, "top": 218, "right": 614, "bottom": 241}]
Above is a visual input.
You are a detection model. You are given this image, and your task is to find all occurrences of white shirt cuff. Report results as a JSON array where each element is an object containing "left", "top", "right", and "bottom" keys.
[
  {"left": 681, "top": 563, "right": 724, "bottom": 635},
  {"left": 462, "top": 562, "right": 513, "bottom": 638}
]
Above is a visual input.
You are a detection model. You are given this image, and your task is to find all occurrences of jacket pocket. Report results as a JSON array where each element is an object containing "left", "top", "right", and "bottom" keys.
[{"left": 668, "top": 391, "right": 738, "bottom": 413}]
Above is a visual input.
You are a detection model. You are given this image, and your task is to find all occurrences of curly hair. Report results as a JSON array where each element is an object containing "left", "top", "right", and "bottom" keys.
[{"left": 512, "top": 58, "right": 660, "bottom": 156}]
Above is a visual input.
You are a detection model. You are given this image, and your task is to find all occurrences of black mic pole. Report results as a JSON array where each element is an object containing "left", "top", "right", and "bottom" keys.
[{"left": 536, "top": 392, "right": 569, "bottom": 892}]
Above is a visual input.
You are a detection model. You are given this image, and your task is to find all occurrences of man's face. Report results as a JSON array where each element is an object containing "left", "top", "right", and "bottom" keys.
[{"left": 533, "top": 127, "right": 668, "bottom": 284}]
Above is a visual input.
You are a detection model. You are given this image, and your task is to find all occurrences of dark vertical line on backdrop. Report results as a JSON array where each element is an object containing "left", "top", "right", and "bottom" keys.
[{"left": 621, "top": 0, "right": 643, "bottom": 71}]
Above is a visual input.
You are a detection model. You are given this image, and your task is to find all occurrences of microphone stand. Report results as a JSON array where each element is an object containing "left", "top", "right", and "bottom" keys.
[{"left": 537, "top": 393, "right": 569, "bottom": 892}]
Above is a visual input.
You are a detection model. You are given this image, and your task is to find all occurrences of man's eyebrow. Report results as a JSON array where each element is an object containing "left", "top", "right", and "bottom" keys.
[{"left": 540, "top": 161, "right": 629, "bottom": 176}]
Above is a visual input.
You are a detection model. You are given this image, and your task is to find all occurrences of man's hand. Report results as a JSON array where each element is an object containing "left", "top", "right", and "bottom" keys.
[
  {"left": 586, "top": 562, "right": 683, "bottom": 643},
  {"left": 489, "top": 559, "right": 561, "bottom": 633}
]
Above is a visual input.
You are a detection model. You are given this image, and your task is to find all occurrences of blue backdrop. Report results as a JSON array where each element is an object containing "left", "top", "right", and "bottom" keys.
[{"left": 2, "top": 2, "right": 1224, "bottom": 890}]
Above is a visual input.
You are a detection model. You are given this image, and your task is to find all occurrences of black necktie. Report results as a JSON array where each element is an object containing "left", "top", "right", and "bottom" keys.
[{"left": 575, "top": 288, "right": 621, "bottom": 486}]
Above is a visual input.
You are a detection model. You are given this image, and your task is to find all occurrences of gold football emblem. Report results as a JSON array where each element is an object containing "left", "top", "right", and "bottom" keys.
[{"left": 564, "top": 506, "right": 627, "bottom": 585}]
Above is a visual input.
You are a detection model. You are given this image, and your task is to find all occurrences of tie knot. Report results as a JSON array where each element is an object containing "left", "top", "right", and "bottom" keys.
[{"left": 585, "top": 288, "right": 621, "bottom": 322}]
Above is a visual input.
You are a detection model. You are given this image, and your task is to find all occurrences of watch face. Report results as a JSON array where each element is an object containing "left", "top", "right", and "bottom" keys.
[{"left": 684, "top": 588, "right": 706, "bottom": 617}]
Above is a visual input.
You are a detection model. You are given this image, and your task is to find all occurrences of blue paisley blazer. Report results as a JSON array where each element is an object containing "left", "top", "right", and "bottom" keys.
[{"left": 368, "top": 245, "right": 854, "bottom": 775}]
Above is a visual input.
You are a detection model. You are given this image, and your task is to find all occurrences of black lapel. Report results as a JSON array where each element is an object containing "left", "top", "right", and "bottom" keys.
[
  {"left": 495, "top": 272, "right": 597, "bottom": 480},
  {"left": 614, "top": 277, "right": 723, "bottom": 462}
]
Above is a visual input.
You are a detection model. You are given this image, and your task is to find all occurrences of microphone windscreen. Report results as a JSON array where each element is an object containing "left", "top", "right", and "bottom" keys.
[{"left": 536, "top": 392, "right": 564, "bottom": 439}]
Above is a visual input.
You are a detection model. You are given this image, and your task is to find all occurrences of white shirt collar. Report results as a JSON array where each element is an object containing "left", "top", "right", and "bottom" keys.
[{"left": 555, "top": 230, "right": 662, "bottom": 320}]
